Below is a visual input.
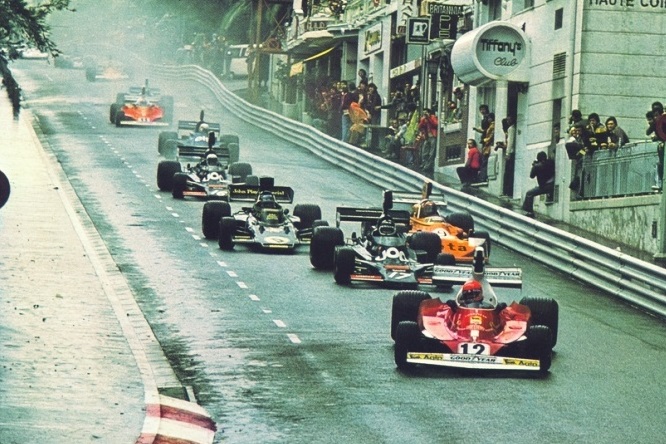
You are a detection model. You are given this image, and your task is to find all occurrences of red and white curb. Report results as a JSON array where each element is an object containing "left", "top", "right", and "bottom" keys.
[{"left": 136, "top": 395, "right": 217, "bottom": 444}]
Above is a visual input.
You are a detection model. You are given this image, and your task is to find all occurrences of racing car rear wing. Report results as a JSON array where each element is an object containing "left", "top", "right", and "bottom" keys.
[
  {"left": 432, "top": 265, "right": 523, "bottom": 288},
  {"left": 228, "top": 184, "right": 295, "bottom": 203},
  {"left": 336, "top": 207, "right": 411, "bottom": 226},
  {"left": 177, "top": 145, "right": 231, "bottom": 162},
  {"left": 177, "top": 120, "right": 222, "bottom": 134}
]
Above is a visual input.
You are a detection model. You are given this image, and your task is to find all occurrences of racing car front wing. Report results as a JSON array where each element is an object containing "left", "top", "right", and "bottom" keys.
[
  {"left": 118, "top": 120, "right": 169, "bottom": 127},
  {"left": 406, "top": 352, "right": 541, "bottom": 371}
]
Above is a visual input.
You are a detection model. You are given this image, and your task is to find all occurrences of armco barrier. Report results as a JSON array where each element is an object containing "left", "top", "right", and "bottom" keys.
[{"left": 154, "top": 64, "right": 666, "bottom": 319}]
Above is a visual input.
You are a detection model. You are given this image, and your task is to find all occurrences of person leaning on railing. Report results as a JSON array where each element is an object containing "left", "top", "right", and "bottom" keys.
[
  {"left": 605, "top": 116, "right": 630, "bottom": 149},
  {"left": 646, "top": 101, "right": 665, "bottom": 191}
]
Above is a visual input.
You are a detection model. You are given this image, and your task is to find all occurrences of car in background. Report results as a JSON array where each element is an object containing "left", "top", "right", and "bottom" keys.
[
  {"left": 226, "top": 44, "right": 249, "bottom": 79},
  {"left": 391, "top": 247, "right": 559, "bottom": 374},
  {"left": 109, "top": 80, "right": 173, "bottom": 127},
  {"left": 85, "top": 58, "right": 129, "bottom": 82},
  {"left": 157, "top": 126, "right": 251, "bottom": 201}
]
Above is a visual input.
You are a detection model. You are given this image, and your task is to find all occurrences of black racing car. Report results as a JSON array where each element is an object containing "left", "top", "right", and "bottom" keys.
[
  {"left": 157, "top": 110, "right": 239, "bottom": 160},
  {"left": 207, "top": 177, "right": 323, "bottom": 251},
  {"left": 309, "top": 190, "right": 448, "bottom": 288},
  {"left": 156, "top": 128, "right": 252, "bottom": 200}
]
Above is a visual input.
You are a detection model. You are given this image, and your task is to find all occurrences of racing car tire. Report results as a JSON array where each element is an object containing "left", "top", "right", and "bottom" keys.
[
  {"left": 435, "top": 253, "right": 456, "bottom": 265},
  {"left": 525, "top": 325, "right": 553, "bottom": 373},
  {"left": 219, "top": 134, "right": 240, "bottom": 145},
  {"left": 157, "top": 161, "right": 181, "bottom": 191},
  {"left": 473, "top": 230, "right": 492, "bottom": 257},
  {"left": 310, "top": 226, "right": 344, "bottom": 270},
  {"left": 218, "top": 217, "right": 236, "bottom": 250},
  {"left": 161, "top": 95, "right": 174, "bottom": 124},
  {"left": 228, "top": 162, "right": 253, "bottom": 182},
  {"left": 109, "top": 104, "right": 118, "bottom": 124},
  {"left": 312, "top": 220, "right": 329, "bottom": 229},
  {"left": 85, "top": 66, "right": 96, "bottom": 82},
  {"left": 227, "top": 143, "right": 240, "bottom": 165},
  {"left": 334, "top": 247, "right": 355, "bottom": 285},
  {"left": 158, "top": 131, "right": 178, "bottom": 155},
  {"left": 293, "top": 204, "right": 322, "bottom": 230},
  {"left": 163, "top": 140, "right": 179, "bottom": 160},
  {"left": 391, "top": 290, "right": 432, "bottom": 340},
  {"left": 409, "top": 231, "right": 441, "bottom": 264},
  {"left": 394, "top": 321, "right": 421, "bottom": 370},
  {"left": 172, "top": 173, "right": 188, "bottom": 199},
  {"left": 445, "top": 212, "right": 475, "bottom": 233},
  {"left": 520, "top": 297, "right": 559, "bottom": 347},
  {"left": 202, "top": 201, "right": 232, "bottom": 239},
  {"left": 114, "top": 111, "right": 125, "bottom": 127}
]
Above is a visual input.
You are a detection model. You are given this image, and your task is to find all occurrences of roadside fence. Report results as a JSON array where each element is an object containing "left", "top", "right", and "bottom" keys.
[{"left": 154, "top": 63, "right": 666, "bottom": 319}]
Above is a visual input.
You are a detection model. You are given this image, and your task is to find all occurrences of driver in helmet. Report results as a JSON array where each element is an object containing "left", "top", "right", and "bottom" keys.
[
  {"left": 412, "top": 199, "right": 467, "bottom": 239},
  {"left": 376, "top": 217, "right": 397, "bottom": 236},
  {"left": 198, "top": 122, "right": 209, "bottom": 133},
  {"left": 458, "top": 280, "right": 493, "bottom": 309},
  {"left": 411, "top": 199, "right": 439, "bottom": 218},
  {"left": 252, "top": 191, "right": 280, "bottom": 216}
]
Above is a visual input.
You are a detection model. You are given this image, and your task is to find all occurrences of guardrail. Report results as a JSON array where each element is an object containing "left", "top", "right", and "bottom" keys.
[{"left": 154, "top": 63, "right": 666, "bottom": 319}]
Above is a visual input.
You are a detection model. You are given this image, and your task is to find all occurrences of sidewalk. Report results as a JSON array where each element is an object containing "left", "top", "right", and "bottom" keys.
[{"left": 0, "top": 95, "right": 216, "bottom": 443}]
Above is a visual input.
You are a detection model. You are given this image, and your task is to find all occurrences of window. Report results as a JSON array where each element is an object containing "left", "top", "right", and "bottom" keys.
[{"left": 555, "top": 8, "right": 563, "bottom": 30}]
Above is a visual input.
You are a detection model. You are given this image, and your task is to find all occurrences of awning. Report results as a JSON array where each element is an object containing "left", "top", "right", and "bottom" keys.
[
  {"left": 290, "top": 46, "right": 337, "bottom": 77},
  {"left": 303, "top": 45, "right": 336, "bottom": 62}
]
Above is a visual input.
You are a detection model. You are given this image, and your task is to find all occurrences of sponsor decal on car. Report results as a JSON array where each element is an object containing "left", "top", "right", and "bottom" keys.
[{"left": 503, "top": 358, "right": 539, "bottom": 367}]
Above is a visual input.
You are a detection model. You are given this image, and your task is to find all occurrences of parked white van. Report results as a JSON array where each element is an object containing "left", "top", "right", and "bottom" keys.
[{"left": 226, "top": 44, "right": 249, "bottom": 79}]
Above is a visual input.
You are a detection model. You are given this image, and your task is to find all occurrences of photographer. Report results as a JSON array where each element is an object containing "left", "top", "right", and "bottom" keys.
[{"left": 521, "top": 151, "right": 555, "bottom": 218}]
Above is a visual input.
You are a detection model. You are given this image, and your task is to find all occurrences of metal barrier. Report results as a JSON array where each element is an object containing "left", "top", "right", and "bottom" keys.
[
  {"left": 583, "top": 141, "right": 658, "bottom": 198},
  {"left": 154, "top": 64, "right": 666, "bottom": 319}
]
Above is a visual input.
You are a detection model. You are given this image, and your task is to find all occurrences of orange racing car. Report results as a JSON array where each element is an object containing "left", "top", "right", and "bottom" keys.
[{"left": 395, "top": 182, "right": 491, "bottom": 263}]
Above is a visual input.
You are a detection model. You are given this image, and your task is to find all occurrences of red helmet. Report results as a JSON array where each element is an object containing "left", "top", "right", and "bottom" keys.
[{"left": 461, "top": 280, "right": 483, "bottom": 304}]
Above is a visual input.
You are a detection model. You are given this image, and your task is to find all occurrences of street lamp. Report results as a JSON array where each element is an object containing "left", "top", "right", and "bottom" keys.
[{"left": 426, "top": 56, "right": 440, "bottom": 77}]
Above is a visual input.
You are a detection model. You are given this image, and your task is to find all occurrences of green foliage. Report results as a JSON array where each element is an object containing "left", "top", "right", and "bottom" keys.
[{"left": 1, "top": 0, "right": 73, "bottom": 117}]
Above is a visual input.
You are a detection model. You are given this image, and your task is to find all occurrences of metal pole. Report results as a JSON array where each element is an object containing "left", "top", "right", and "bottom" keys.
[
  {"left": 420, "top": 46, "right": 426, "bottom": 114},
  {"left": 654, "top": 160, "right": 666, "bottom": 265}
]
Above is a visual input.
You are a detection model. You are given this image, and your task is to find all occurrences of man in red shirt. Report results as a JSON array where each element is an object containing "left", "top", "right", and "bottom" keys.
[{"left": 457, "top": 139, "right": 481, "bottom": 188}]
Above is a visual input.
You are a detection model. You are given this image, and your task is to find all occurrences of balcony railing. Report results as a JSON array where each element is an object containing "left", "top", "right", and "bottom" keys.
[{"left": 579, "top": 140, "right": 659, "bottom": 199}]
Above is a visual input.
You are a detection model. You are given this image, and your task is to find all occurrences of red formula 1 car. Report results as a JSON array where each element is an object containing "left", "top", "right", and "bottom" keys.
[
  {"left": 391, "top": 247, "right": 559, "bottom": 374},
  {"left": 109, "top": 80, "right": 173, "bottom": 127}
]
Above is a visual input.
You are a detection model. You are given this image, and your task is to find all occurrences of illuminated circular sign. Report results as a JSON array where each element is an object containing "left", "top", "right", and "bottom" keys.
[
  {"left": 450, "top": 22, "right": 529, "bottom": 86},
  {"left": 475, "top": 25, "right": 526, "bottom": 78}
]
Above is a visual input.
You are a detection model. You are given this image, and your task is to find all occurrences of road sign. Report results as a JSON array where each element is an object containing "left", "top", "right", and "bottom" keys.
[{"left": 406, "top": 17, "right": 431, "bottom": 45}]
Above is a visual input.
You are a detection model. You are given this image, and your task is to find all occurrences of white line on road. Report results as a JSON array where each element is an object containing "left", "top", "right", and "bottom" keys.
[
  {"left": 237, "top": 282, "right": 248, "bottom": 289},
  {"left": 273, "top": 320, "right": 286, "bottom": 328},
  {"left": 249, "top": 294, "right": 260, "bottom": 301},
  {"left": 287, "top": 334, "right": 301, "bottom": 344}
]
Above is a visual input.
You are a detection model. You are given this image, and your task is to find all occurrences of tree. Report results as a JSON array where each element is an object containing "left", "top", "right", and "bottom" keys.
[{"left": 0, "top": 0, "right": 73, "bottom": 118}]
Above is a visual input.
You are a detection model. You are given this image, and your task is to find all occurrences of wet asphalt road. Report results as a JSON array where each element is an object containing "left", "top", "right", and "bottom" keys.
[{"left": 10, "top": 59, "right": 666, "bottom": 443}]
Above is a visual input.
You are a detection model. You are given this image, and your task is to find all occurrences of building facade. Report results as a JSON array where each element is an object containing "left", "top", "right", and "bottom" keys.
[{"left": 275, "top": 0, "right": 666, "bottom": 258}]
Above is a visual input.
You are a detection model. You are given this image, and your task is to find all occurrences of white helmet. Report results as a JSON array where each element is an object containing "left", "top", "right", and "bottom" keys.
[
  {"left": 199, "top": 123, "right": 209, "bottom": 132},
  {"left": 206, "top": 153, "right": 218, "bottom": 166}
]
